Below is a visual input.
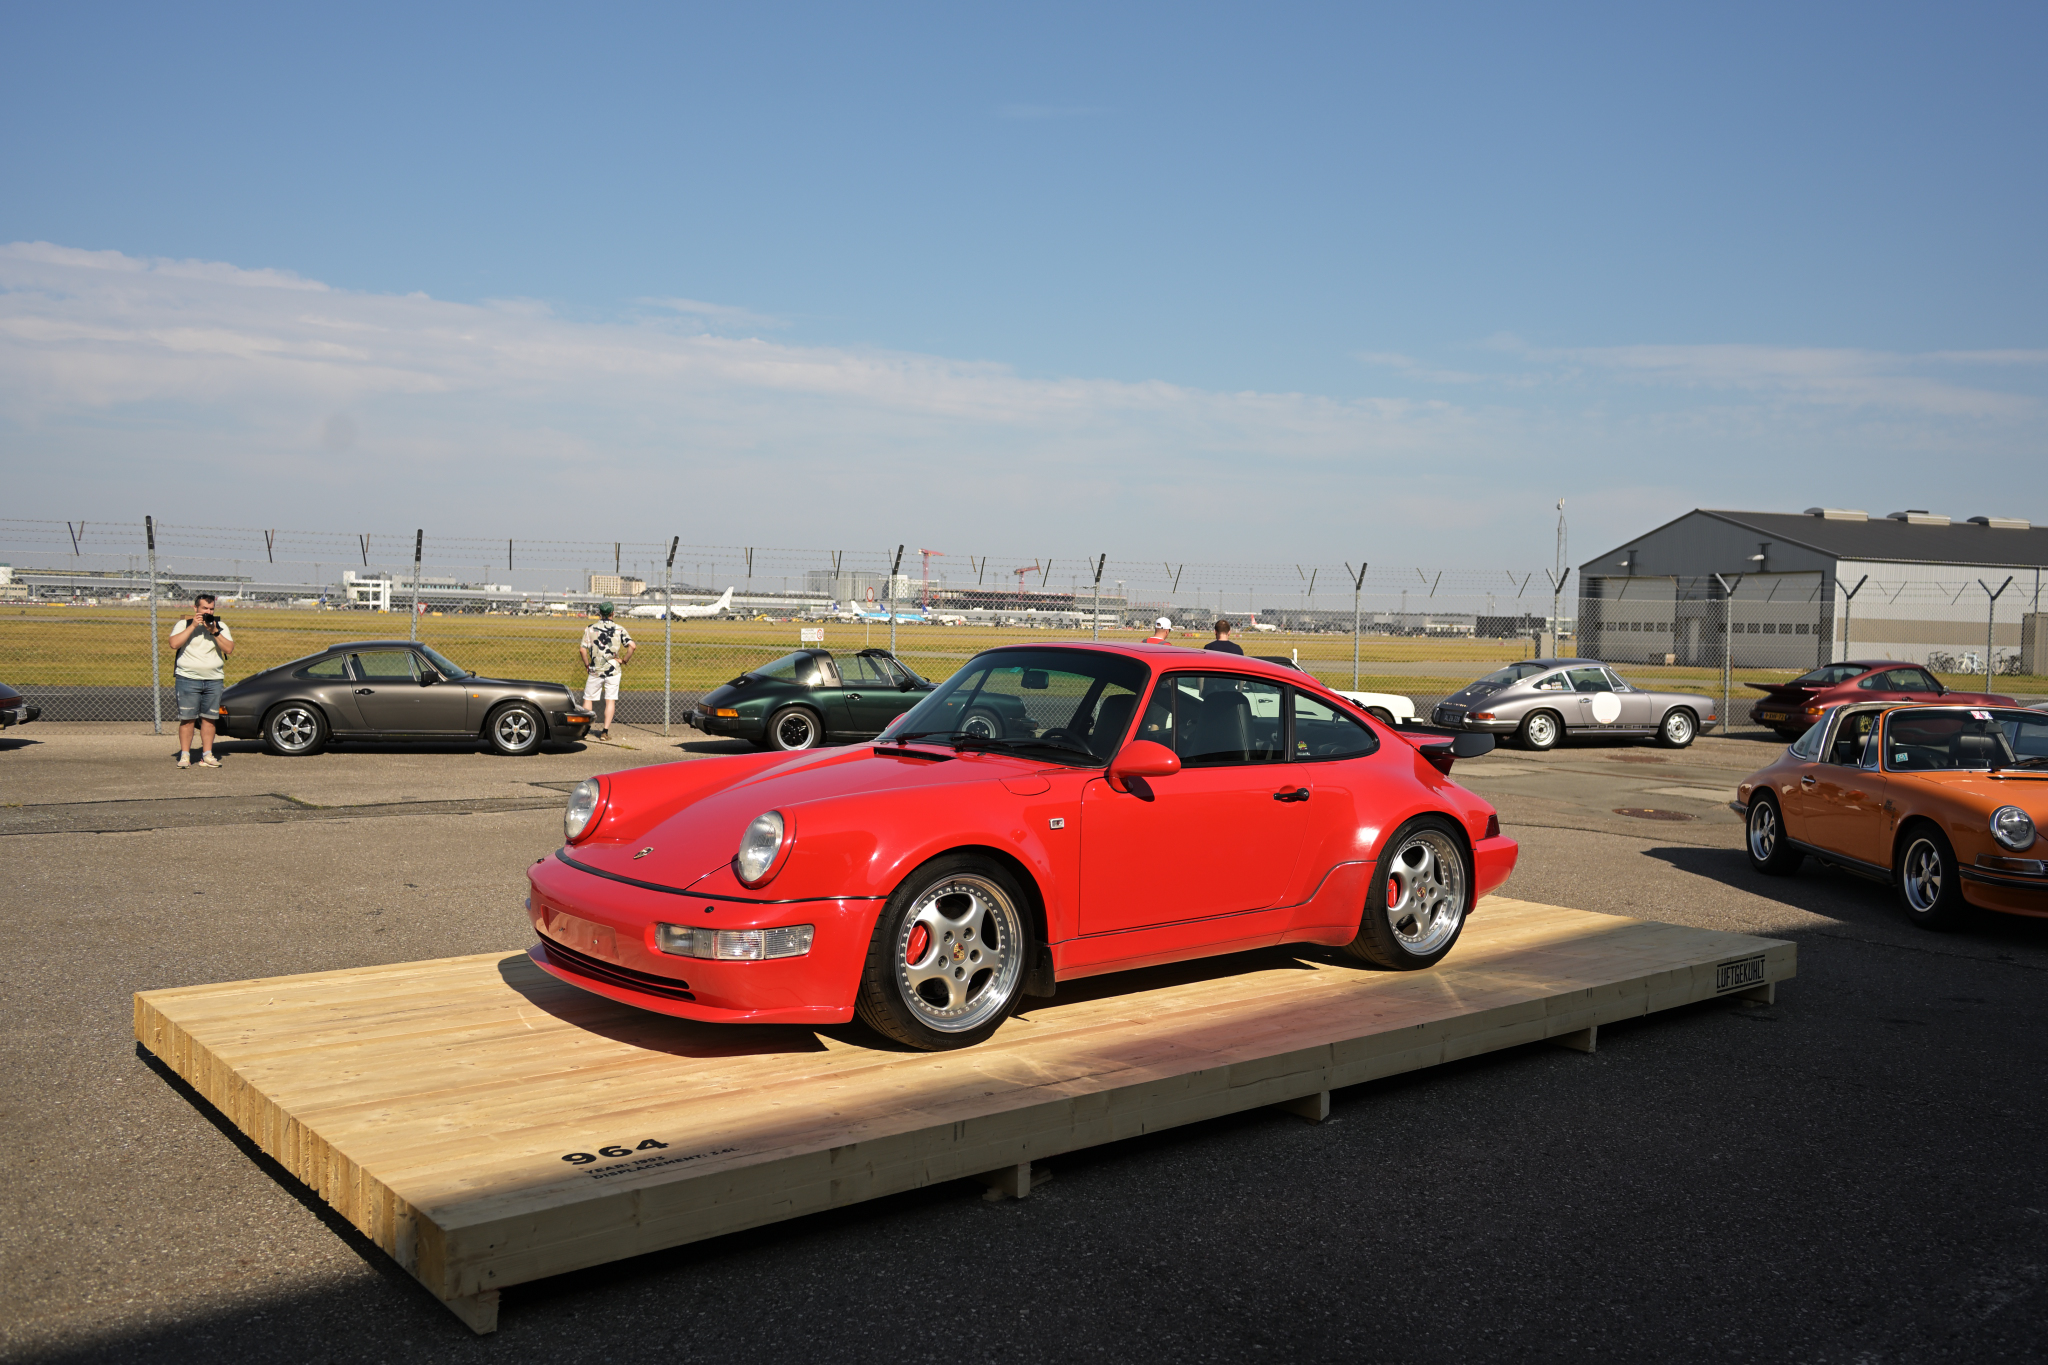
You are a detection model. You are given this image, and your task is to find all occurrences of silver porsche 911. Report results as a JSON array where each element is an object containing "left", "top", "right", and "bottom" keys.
[{"left": 1429, "top": 658, "right": 1719, "bottom": 751}]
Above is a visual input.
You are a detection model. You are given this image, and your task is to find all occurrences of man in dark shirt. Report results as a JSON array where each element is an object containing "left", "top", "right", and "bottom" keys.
[{"left": 1203, "top": 619, "right": 1245, "bottom": 655}]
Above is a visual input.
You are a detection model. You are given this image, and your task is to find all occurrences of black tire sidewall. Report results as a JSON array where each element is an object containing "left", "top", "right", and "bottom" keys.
[
  {"left": 1520, "top": 710, "right": 1561, "bottom": 751},
  {"left": 855, "top": 853, "right": 1029, "bottom": 1050},
  {"left": 1745, "top": 794, "right": 1802, "bottom": 874},
  {"left": 768, "top": 707, "right": 822, "bottom": 751},
  {"left": 1658, "top": 709, "right": 1696, "bottom": 748},
  {"left": 487, "top": 702, "right": 543, "bottom": 755},
  {"left": 1895, "top": 825, "right": 1968, "bottom": 929},
  {"left": 1344, "top": 814, "right": 1472, "bottom": 970},
  {"left": 264, "top": 702, "right": 327, "bottom": 756}
]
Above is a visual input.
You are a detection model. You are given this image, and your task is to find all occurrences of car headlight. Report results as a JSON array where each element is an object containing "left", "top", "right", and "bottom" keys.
[
  {"left": 1991, "top": 805, "right": 2036, "bottom": 851},
  {"left": 564, "top": 778, "right": 605, "bottom": 843},
  {"left": 734, "top": 810, "right": 789, "bottom": 885}
]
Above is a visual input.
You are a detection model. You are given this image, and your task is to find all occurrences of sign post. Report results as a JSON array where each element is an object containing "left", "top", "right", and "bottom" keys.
[{"left": 146, "top": 516, "right": 161, "bottom": 735}]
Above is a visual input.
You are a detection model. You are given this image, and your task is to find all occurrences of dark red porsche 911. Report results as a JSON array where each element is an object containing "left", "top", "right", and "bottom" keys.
[
  {"left": 1748, "top": 660, "right": 2015, "bottom": 739},
  {"left": 527, "top": 643, "right": 1518, "bottom": 1050}
]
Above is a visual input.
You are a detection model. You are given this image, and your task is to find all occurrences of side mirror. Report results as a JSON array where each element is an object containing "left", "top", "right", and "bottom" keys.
[
  {"left": 1107, "top": 740, "right": 1180, "bottom": 793},
  {"left": 419, "top": 669, "right": 442, "bottom": 686},
  {"left": 899, "top": 678, "right": 916, "bottom": 692}
]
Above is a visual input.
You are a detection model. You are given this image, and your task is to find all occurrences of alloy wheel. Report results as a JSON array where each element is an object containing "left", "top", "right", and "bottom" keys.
[
  {"left": 1901, "top": 837, "right": 1944, "bottom": 913},
  {"left": 1665, "top": 712, "right": 1694, "bottom": 745},
  {"left": 495, "top": 708, "right": 536, "bottom": 750},
  {"left": 893, "top": 874, "right": 1024, "bottom": 1033},
  {"left": 1748, "top": 802, "right": 1779, "bottom": 862},
  {"left": 1383, "top": 829, "right": 1465, "bottom": 955},
  {"left": 272, "top": 706, "right": 318, "bottom": 753},
  {"left": 1525, "top": 713, "right": 1558, "bottom": 748},
  {"left": 772, "top": 709, "right": 819, "bottom": 749}
]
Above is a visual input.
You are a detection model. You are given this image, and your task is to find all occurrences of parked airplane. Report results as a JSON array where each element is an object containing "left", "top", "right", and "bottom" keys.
[{"left": 626, "top": 586, "right": 734, "bottom": 620}]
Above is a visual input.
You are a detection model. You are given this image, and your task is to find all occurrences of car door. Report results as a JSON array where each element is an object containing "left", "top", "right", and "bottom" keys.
[
  {"left": 349, "top": 649, "right": 468, "bottom": 733},
  {"left": 1604, "top": 667, "right": 1656, "bottom": 730},
  {"left": 1794, "top": 710, "right": 1891, "bottom": 865},
  {"left": 1564, "top": 667, "right": 1622, "bottom": 732},
  {"left": 295, "top": 653, "right": 367, "bottom": 730},
  {"left": 1079, "top": 672, "right": 1305, "bottom": 936},
  {"left": 836, "top": 654, "right": 907, "bottom": 736}
]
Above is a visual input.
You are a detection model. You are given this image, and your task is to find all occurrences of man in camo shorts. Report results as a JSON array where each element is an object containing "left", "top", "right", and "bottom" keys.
[{"left": 578, "top": 602, "right": 636, "bottom": 741}]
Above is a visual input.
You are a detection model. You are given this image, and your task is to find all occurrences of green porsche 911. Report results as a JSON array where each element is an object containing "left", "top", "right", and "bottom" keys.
[{"left": 692, "top": 648, "right": 941, "bottom": 750}]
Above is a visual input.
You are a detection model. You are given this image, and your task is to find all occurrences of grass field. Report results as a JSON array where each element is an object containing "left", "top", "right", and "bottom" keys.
[{"left": 4, "top": 605, "right": 2042, "bottom": 703}]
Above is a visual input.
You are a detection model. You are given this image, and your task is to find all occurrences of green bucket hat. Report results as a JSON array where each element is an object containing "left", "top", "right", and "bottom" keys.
[{"left": 598, "top": 601, "right": 615, "bottom": 617}]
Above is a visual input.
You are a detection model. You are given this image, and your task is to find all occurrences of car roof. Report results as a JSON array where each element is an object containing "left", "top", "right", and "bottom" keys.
[
  {"left": 325, "top": 640, "right": 432, "bottom": 652},
  {"left": 981, "top": 640, "right": 1332, "bottom": 687}
]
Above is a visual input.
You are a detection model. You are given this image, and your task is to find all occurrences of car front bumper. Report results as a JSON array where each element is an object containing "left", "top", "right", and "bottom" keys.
[
  {"left": 527, "top": 852, "right": 876, "bottom": 1024},
  {"left": 0, "top": 702, "right": 38, "bottom": 728}
]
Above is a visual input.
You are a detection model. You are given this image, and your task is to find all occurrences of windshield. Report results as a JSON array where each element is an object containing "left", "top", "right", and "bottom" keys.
[
  {"left": 417, "top": 645, "right": 469, "bottom": 681},
  {"left": 1882, "top": 708, "right": 2048, "bottom": 771},
  {"left": 1792, "top": 664, "right": 1869, "bottom": 687},
  {"left": 881, "top": 648, "right": 1151, "bottom": 764},
  {"left": 1476, "top": 662, "right": 1553, "bottom": 688}
]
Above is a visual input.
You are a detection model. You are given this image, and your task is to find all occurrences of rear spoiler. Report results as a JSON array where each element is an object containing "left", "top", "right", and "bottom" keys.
[{"left": 1391, "top": 720, "right": 1495, "bottom": 774}]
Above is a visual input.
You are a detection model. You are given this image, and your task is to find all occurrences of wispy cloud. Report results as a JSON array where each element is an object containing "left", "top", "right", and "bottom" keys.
[{"left": 635, "top": 296, "right": 786, "bottom": 331}]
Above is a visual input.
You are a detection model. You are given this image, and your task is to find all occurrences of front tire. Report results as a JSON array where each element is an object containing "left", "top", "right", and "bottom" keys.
[
  {"left": 960, "top": 707, "right": 1004, "bottom": 741},
  {"left": 1343, "top": 816, "right": 1471, "bottom": 970},
  {"left": 1517, "top": 709, "right": 1562, "bottom": 752},
  {"left": 263, "top": 702, "right": 328, "bottom": 756},
  {"left": 1656, "top": 708, "right": 1697, "bottom": 749},
  {"left": 485, "top": 702, "right": 544, "bottom": 756},
  {"left": 1366, "top": 707, "right": 1395, "bottom": 725},
  {"left": 766, "top": 706, "right": 822, "bottom": 751},
  {"left": 1745, "top": 794, "right": 1803, "bottom": 876},
  {"left": 855, "top": 854, "right": 1030, "bottom": 1049},
  {"left": 1895, "top": 824, "right": 1971, "bottom": 931}
]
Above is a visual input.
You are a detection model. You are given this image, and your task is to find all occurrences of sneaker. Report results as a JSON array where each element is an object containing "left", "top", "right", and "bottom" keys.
[
  {"left": 176, "top": 753, "right": 190, "bottom": 769},
  {"left": 198, "top": 753, "right": 221, "bottom": 768}
]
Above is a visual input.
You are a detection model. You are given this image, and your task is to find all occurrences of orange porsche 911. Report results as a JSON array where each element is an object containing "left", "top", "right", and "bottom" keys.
[{"left": 1737, "top": 702, "right": 2048, "bottom": 929}]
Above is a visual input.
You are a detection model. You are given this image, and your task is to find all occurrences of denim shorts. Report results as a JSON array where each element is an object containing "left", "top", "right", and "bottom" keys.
[{"left": 175, "top": 676, "right": 223, "bottom": 722}]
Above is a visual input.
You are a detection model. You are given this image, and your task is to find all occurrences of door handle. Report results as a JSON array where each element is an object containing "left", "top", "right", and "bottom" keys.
[
  {"left": 1799, "top": 775, "right": 1816, "bottom": 786},
  {"left": 1273, "top": 787, "right": 1311, "bottom": 803},
  {"left": 846, "top": 692, "right": 862, "bottom": 701},
  {"left": 355, "top": 688, "right": 374, "bottom": 695}
]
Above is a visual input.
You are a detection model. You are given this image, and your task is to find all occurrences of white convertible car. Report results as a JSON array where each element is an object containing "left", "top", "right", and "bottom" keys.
[{"left": 1251, "top": 656, "right": 1415, "bottom": 725}]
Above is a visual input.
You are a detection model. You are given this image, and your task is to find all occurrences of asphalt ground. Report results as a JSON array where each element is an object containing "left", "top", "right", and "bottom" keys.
[{"left": 3, "top": 722, "right": 2045, "bottom": 1364}]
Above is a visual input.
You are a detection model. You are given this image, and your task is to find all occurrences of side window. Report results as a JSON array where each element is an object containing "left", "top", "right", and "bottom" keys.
[
  {"left": 1291, "top": 690, "right": 1378, "bottom": 761},
  {"left": 1788, "top": 720, "right": 1825, "bottom": 761},
  {"left": 1602, "top": 668, "right": 1632, "bottom": 691},
  {"left": 299, "top": 656, "right": 349, "bottom": 679},
  {"left": 353, "top": 650, "right": 416, "bottom": 681},
  {"left": 1160, "top": 673, "right": 1286, "bottom": 766},
  {"left": 1897, "top": 668, "right": 1940, "bottom": 692},
  {"left": 841, "top": 656, "right": 883, "bottom": 686},
  {"left": 1824, "top": 712, "right": 1874, "bottom": 765},
  {"left": 1857, "top": 673, "right": 1887, "bottom": 690},
  {"left": 1566, "top": 667, "right": 1611, "bottom": 694},
  {"left": 1530, "top": 673, "right": 1568, "bottom": 692},
  {"left": 872, "top": 656, "right": 909, "bottom": 686}
]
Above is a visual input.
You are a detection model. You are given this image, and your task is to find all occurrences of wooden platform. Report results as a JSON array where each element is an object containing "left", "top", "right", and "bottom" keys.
[{"left": 134, "top": 899, "right": 1792, "bottom": 1333}]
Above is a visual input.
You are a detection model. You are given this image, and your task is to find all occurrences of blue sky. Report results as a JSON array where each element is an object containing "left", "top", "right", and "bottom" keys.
[{"left": 3, "top": 1, "right": 2045, "bottom": 568}]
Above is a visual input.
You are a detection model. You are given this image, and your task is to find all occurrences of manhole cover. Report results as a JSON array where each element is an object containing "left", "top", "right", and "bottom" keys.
[{"left": 1613, "top": 807, "right": 1695, "bottom": 821}]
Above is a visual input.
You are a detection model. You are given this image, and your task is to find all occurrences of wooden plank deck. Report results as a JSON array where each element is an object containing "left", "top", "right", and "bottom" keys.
[{"left": 134, "top": 898, "right": 1793, "bottom": 1333}]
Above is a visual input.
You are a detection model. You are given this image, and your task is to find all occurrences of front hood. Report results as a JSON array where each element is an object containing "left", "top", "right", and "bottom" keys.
[
  {"left": 1901, "top": 770, "right": 2048, "bottom": 811},
  {"left": 568, "top": 744, "right": 1062, "bottom": 892},
  {"left": 468, "top": 675, "right": 569, "bottom": 694}
]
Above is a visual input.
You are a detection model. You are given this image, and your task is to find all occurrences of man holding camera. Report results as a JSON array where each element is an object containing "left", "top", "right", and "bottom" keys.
[{"left": 169, "top": 593, "right": 235, "bottom": 768}]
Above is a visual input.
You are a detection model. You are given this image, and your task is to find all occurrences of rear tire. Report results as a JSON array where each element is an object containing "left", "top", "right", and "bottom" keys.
[
  {"left": 960, "top": 707, "right": 1004, "bottom": 741},
  {"left": 766, "top": 706, "right": 823, "bottom": 751},
  {"left": 855, "top": 854, "right": 1030, "bottom": 1049},
  {"left": 1745, "top": 794, "right": 1803, "bottom": 876},
  {"left": 262, "top": 702, "right": 328, "bottom": 756},
  {"left": 1518, "top": 710, "right": 1562, "bottom": 752},
  {"left": 1343, "top": 816, "right": 1471, "bottom": 970},
  {"left": 1895, "top": 824, "right": 1972, "bottom": 931},
  {"left": 1656, "top": 708, "right": 1697, "bottom": 749},
  {"left": 485, "top": 702, "right": 544, "bottom": 756},
  {"left": 1366, "top": 707, "right": 1394, "bottom": 725}
]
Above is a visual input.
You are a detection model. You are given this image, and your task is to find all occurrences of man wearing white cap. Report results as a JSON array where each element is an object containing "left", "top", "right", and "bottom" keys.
[{"left": 1143, "top": 616, "right": 1175, "bottom": 645}]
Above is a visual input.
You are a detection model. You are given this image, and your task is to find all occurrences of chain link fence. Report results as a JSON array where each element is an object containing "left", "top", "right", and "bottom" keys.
[{"left": 4, "top": 518, "right": 2040, "bottom": 735}]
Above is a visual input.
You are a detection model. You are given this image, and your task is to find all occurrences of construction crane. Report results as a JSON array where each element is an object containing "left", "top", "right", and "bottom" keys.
[{"left": 918, "top": 548, "right": 946, "bottom": 611}]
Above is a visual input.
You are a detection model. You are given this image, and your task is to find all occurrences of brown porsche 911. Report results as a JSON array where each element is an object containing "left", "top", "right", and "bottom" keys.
[{"left": 216, "top": 639, "right": 595, "bottom": 756}]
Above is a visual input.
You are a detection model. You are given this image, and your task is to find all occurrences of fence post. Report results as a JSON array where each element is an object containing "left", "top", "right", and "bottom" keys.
[
  {"left": 1980, "top": 576, "right": 2013, "bottom": 691},
  {"left": 146, "top": 515, "right": 161, "bottom": 734},
  {"left": 663, "top": 536, "right": 678, "bottom": 738},
  {"left": 887, "top": 545, "right": 904, "bottom": 656},
  {"left": 409, "top": 529, "right": 423, "bottom": 641},
  {"left": 1714, "top": 573, "right": 1741, "bottom": 735},
  {"left": 1346, "top": 561, "right": 1368, "bottom": 691},
  {"left": 1838, "top": 574, "right": 1867, "bottom": 662},
  {"left": 1091, "top": 554, "right": 1105, "bottom": 640}
]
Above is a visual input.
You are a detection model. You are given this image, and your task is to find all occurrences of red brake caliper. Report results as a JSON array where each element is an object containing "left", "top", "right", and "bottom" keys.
[
  {"left": 905, "top": 923, "right": 930, "bottom": 965},
  {"left": 1387, "top": 877, "right": 1400, "bottom": 906}
]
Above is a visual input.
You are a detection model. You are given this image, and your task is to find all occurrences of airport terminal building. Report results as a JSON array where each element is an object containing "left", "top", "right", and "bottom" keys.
[{"left": 1579, "top": 508, "right": 2048, "bottom": 674}]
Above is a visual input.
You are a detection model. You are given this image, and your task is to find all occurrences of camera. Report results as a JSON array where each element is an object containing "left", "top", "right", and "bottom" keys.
[{"left": 201, "top": 613, "right": 221, "bottom": 630}]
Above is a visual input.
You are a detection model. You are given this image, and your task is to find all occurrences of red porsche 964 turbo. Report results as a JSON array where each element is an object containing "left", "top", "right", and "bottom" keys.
[{"left": 526, "top": 644, "right": 1518, "bottom": 1049}]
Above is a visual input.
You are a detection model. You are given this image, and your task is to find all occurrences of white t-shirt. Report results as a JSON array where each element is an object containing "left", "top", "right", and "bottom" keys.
[
  {"left": 580, "top": 620, "right": 634, "bottom": 677},
  {"left": 171, "top": 618, "right": 234, "bottom": 681}
]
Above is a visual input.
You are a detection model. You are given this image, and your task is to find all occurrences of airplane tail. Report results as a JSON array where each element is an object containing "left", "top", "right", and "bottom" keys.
[{"left": 714, "top": 586, "right": 734, "bottom": 610}]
